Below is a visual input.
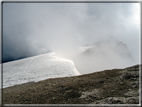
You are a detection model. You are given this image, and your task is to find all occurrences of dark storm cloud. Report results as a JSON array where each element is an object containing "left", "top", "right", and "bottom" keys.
[
  {"left": 3, "top": 3, "right": 32, "bottom": 62},
  {"left": 3, "top": 3, "right": 140, "bottom": 67}
]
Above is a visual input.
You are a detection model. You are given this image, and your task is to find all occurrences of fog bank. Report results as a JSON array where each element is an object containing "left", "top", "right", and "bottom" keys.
[{"left": 3, "top": 3, "right": 140, "bottom": 74}]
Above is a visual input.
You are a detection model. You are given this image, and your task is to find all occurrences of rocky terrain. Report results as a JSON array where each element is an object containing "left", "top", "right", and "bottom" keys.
[{"left": 3, "top": 64, "right": 140, "bottom": 105}]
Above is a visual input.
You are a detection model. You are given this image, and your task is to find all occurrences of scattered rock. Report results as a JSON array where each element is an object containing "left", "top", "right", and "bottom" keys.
[
  {"left": 126, "top": 97, "right": 139, "bottom": 104},
  {"left": 79, "top": 89, "right": 100, "bottom": 99},
  {"left": 124, "top": 89, "right": 139, "bottom": 97},
  {"left": 3, "top": 64, "right": 140, "bottom": 104}
]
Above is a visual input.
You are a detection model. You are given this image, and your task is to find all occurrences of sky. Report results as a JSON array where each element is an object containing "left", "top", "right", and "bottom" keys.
[{"left": 2, "top": 3, "right": 140, "bottom": 73}]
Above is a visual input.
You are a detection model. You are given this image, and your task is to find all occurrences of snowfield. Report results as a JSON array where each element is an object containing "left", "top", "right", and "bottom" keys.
[{"left": 3, "top": 52, "right": 80, "bottom": 88}]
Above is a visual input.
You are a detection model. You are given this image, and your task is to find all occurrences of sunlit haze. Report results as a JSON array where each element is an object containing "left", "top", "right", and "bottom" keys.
[{"left": 3, "top": 3, "right": 140, "bottom": 74}]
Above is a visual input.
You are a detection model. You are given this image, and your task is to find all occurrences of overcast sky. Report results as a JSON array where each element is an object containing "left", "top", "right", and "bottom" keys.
[{"left": 3, "top": 3, "right": 140, "bottom": 64}]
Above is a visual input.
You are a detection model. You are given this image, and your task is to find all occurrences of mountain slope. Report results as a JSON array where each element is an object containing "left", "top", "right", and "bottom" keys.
[
  {"left": 3, "top": 64, "right": 140, "bottom": 104},
  {"left": 3, "top": 52, "right": 80, "bottom": 88},
  {"left": 73, "top": 37, "right": 135, "bottom": 74}
]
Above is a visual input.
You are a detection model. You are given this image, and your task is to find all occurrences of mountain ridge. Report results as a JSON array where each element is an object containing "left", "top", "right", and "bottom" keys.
[
  {"left": 3, "top": 64, "right": 140, "bottom": 104},
  {"left": 3, "top": 52, "right": 80, "bottom": 88}
]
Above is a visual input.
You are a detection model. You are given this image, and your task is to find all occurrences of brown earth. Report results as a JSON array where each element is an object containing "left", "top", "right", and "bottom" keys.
[{"left": 3, "top": 64, "right": 140, "bottom": 105}]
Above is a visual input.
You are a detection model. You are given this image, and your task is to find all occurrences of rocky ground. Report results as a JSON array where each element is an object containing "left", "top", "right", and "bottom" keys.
[{"left": 3, "top": 64, "right": 141, "bottom": 105}]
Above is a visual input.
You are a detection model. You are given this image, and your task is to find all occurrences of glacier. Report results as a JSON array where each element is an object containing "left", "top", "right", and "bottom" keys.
[{"left": 3, "top": 52, "right": 80, "bottom": 88}]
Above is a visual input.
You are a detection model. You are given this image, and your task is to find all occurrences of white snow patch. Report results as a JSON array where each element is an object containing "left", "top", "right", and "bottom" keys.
[
  {"left": 3, "top": 52, "right": 80, "bottom": 88},
  {"left": 79, "top": 46, "right": 96, "bottom": 52}
]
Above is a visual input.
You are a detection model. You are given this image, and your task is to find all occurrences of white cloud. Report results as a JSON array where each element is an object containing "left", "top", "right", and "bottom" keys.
[{"left": 3, "top": 3, "right": 140, "bottom": 73}]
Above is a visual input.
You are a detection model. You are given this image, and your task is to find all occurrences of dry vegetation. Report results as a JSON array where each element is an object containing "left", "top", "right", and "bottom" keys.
[{"left": 3, "top": 64, "right": 140, "bottom": 104}]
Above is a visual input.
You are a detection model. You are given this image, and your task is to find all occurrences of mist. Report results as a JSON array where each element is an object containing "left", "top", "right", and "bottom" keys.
[{"left": 3, "top": 3, "right": 140, "bottom": 74}]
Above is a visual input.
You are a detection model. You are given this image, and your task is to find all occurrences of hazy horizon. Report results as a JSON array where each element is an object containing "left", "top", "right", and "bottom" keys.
[{"left": 3, "top": 3, "right": 140, "bottom": 74}]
